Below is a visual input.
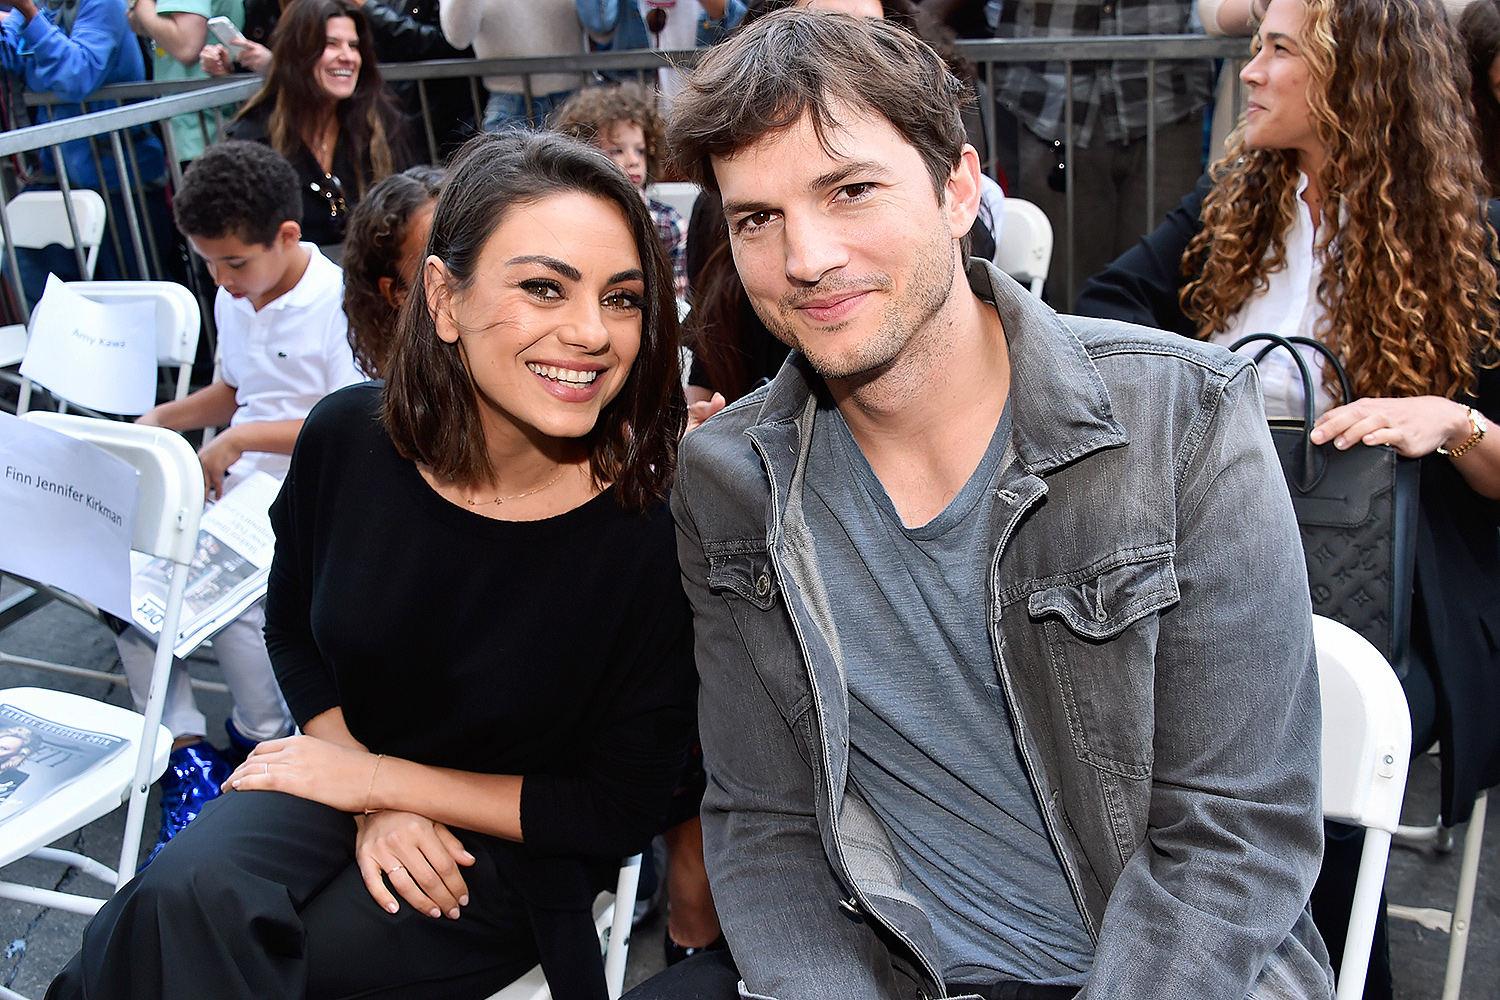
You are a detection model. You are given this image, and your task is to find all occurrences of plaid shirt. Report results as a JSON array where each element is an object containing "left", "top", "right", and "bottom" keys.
[
  {"left": 649, "top": 197, "right": 689, "bottom": 297},
  {"left": 989, "top": 0, "right": 1211, "bottom": 147}
]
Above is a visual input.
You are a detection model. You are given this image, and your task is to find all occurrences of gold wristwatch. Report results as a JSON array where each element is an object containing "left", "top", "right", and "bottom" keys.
[{"left": 1437, "top": 405, "right": 1488, "bottom": 457}]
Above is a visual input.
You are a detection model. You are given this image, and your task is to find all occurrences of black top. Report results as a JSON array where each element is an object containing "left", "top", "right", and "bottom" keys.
[
  {"left": 263, "top": 384, "right": 697, "bottom": 860},
  {"left": 1076, "top": 177, "right": 1500, "bottom": 824}
]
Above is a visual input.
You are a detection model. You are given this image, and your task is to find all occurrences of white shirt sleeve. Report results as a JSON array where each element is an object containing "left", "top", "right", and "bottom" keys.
[{"left": 440, "top": 0, "right": 483, "bottom": 49}]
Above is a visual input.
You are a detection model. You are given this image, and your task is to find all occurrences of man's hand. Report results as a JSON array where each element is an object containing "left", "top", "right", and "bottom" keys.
[
  {"left": 354, "top": 810, "right": 476, "bottom": 919},
  {"left": 197, "top": 429, "right": 243, "bottom": 500},
  {"left": 200, "top": 42, "right": 233, "bottom": 75},
  {"left": 4, "top": 0, "right": 39, "bottom": 22}
]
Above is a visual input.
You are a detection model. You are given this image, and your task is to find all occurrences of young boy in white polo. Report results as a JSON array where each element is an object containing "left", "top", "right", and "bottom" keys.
[{"left": 117, "top": 139, "right": 362, "bottom": 863}]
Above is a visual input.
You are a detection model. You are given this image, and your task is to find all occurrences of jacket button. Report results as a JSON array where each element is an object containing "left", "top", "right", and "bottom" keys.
[
  {"left": 837, "top": 896, "right": 864, "bottom": 922},
  {"left": 755, "top": 573, "right": 771, "bottom": 597}
]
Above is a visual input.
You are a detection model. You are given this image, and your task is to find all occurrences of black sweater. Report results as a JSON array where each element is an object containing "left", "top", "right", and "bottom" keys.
[{"left": 264, "top": 384, "right": 697, "bottom": 861}]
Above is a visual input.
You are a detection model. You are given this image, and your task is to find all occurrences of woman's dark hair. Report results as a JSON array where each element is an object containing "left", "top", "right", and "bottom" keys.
[
  {"left": 1461, "top": 0, "right": 1500, "bottom": 195},
  {"left": 234, "top": 0, "right": 406, "bottom": 197},
  {"left": 344, "top": 165, "right": 444, "bottom": 379},
  {"left": 685, "top": 189, "right": 755, "bottom": 401},
  {"left": 382, "top": 131, "right": 684, "bottom": 511}
]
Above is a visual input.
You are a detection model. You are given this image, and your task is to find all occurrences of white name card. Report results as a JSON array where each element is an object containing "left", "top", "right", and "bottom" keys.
[
  {"left": 20, "top": 275, "right": 158, "bottom": 415},
  {"left": 0, "top": 412, "right": 139, "bottom": 618}
]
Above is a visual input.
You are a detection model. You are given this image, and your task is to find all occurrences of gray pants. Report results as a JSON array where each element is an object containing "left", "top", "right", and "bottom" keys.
[{"left": 1013, "top": 110, "right": 1205, "bottom": 311}]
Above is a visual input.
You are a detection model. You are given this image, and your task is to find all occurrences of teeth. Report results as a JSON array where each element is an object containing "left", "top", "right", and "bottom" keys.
[{"left": 528, "top": 363, "right": 599, "bottom": 385}]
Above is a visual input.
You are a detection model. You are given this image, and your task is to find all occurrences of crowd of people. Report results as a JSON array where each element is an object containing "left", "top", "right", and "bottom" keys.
[{"left": 2, "top": 0, "right": 1500, "bottom": 999}]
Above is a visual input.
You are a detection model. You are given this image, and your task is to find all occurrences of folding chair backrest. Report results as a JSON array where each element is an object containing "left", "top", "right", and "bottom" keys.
[
  {"left": 4, "top": 190, "right": 108, "bottom": 279},
  {"left": 67, "top": 281, "right": 201, "bottom": 369},
  {"left": 994, "top": 197, "right": 1053, "bottom": 298},
  {"left": 22, "top": 411, "right": 202, "bottom": 563},
  {"left": 1313, "top": 615, "right": 1412, "bottom": 1000}
]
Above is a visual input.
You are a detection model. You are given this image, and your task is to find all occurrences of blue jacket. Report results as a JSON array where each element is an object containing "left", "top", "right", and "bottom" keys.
[
  {"left": 0, "top": 0, "right": 164, "bottom": 189},
  {"left": 672, "top": 259, "right": 1334, "bottom": 1000}
]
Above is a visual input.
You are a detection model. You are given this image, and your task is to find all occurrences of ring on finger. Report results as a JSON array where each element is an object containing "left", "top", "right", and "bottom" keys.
[
  {"left": 387, "top": 863, "right": 406, "bottom": 877},
  {"left": 263, "top": 762, "right": 269, "bottom": 775}
]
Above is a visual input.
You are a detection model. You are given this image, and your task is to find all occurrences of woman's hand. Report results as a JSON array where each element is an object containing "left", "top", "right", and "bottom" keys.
[
  {"left": 684, "top": 392, "right": 726, "bottom": 436},
  {"left": 1310, "top": 395, "right": 1471, "bottom": 458},
  {"left": 354, "top": 810, "right": 475, "bottom": 919},
  {"left": 223, "top": 734, "right": 383, "bottom": 813}
]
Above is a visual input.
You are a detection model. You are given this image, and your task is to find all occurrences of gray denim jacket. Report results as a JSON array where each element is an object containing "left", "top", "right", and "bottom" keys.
[{"left": 672, "top": 260, "right": 1335, "bottom": 1000}]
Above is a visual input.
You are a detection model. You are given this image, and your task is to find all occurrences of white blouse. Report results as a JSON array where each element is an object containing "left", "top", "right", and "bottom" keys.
[{"left": 1210, "top": 172, "right": 1338, "bottom": 420}]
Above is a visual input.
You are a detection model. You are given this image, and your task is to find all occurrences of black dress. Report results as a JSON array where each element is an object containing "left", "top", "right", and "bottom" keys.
[{"left": 47, "top": 385, "right": 698, "bottom": 1000}]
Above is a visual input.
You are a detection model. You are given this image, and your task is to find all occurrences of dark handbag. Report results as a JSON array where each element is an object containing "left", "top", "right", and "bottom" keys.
[{"left": 1230, "top": 333, "right": 1420, "bottom": 675}]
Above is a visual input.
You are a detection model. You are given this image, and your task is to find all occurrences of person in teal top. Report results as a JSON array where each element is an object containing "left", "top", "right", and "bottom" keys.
[{"left": 128, "top": 0, "right": 244, "bottom": 164}]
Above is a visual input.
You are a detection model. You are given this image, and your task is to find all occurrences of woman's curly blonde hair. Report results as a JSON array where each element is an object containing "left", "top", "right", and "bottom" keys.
[{"left": 1181, "top": 0, "right": 1500, "bottom": 401}]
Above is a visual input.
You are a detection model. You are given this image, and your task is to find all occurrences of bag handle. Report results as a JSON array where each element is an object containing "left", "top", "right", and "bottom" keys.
[
  {"left": 1229, "top": 332, "right": 1353, "bottom": 492},
  {"left": 1250, "top": 335, "right": 1355, "bottom": 406}
]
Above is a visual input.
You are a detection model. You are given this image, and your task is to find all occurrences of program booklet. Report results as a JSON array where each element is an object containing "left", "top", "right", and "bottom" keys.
[
  {"left": 0, "top": 703, "right": 128, "bottom": 827},
  {"left": 129, "top": 470, "right": 281, "bottom": 659}
]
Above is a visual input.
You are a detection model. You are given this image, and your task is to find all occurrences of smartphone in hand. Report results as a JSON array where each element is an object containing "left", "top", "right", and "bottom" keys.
[{"left": 207, "top": 15, "right": 248, "bottom": 49}]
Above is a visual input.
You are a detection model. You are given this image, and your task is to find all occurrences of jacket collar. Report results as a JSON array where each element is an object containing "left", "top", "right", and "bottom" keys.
[{"left": 749, "top": 257, "right": 1129, "bottom": 474}]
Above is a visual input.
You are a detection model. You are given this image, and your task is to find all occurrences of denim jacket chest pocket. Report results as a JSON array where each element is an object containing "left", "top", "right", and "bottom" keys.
[
  {"left": 1024, "top": 550, "right": 1180, "bottom": 778},
  {"left": 706, "top": 543, "right": 816, "bottom": 729}
]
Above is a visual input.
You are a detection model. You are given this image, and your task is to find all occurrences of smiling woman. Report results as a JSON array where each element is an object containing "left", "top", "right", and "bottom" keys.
[
  {"left": 47, "top": 132, "right": 695, "bottom": 1000},
  {"left": 223, "top": 0, "right": 413, "bottom": 247}
]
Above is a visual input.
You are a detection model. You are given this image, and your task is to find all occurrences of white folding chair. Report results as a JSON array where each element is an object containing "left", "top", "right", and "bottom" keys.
[
  {"left": 11, "top": 280, "right": 201, "bottom": 417},
  {"left": 1314, "top": 615, "right": 1413, "bottom": 1000},
  {"left": 646, "top": 182, "right": 702, "bottom": 222},
  {"left": 67, "top": 281, "right": 202, "bottom": 404},
  {"left": 0, "top": 414, "right": 202, "bottom": 934},
  {"left": 3, "top": 189, "right": 108, "bottom": 281},
  {"left": 1, "top": 190, "right": 111, "bottom": 410},
  {"left": 1388, "top": 782, "right": 1488, "bottom": 1000},
  {"left": 993, "top": 197, "right": 1053, "bottom": 298},
  {"left": 488, "top": 853, "right": 642, "bottom": 1000}
]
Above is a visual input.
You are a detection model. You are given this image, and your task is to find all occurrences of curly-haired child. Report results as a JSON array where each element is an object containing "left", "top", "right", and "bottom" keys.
[{"left": 551, "top": 83, "right": 689, "bottom": 295}]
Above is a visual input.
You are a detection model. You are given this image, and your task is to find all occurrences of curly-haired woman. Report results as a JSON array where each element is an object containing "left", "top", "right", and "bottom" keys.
[
  {"left": 223, "top": 0, "right": 413, "bottom": 248},
  {"left": 1078, "top": 0, "right": 1500, "bottom": 994},
  {"left": 343, "top": 165, "right": 443, "bottom": 379}
]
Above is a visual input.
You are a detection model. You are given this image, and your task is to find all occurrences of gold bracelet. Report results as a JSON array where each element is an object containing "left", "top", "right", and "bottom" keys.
[
  {"left": 1437, "top": 405, "right": 1488, "bottom": 458},
  {"left": 363, "top": 754, "right": 385, "bottom": 815}
]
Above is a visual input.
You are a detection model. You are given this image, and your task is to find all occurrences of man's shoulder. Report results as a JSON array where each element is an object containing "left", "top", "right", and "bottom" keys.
[
  {"left": 675, "top": 384, "right": 779, "bottom": 517},
  {"left": 1063, "top": 313, "right": 1247, "bottom": 378}
]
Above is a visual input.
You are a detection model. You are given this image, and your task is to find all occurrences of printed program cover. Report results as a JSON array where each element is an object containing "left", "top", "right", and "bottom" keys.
[
  {"left": 129, "top": 470, "right": 280, "bottom": 658},
  {"left": 0, "top": 703, "right": 128, "bottom": 827}
]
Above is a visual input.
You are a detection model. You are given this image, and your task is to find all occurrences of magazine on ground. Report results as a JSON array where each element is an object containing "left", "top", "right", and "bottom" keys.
[
  {"left": 0, "top": 703, "right": 128, "bottom": 826},
  {"left": 129, "top": 470, "right": 281, "bottom": 659}
]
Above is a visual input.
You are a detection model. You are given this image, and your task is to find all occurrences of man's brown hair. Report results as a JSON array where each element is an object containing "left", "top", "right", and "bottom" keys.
[{"left": 667, "top": 9, "right": 972, "bottom": 198}]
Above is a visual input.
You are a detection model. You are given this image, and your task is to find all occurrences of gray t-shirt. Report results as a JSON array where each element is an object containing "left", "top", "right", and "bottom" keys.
[{"left": 802, "top": 399, "right": 1093, "bottom": 985}]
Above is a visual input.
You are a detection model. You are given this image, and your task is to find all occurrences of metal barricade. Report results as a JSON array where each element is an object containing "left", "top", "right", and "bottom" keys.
[{"left": 1, "top": 35, "right": 1250, "bottom": 325}]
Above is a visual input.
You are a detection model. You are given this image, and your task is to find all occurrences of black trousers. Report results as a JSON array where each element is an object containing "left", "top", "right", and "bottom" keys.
[{"left": 47, "top": 791, "right": 549, "bottom": 1000}]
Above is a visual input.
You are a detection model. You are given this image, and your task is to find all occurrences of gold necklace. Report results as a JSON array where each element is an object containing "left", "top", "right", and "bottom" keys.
[{"left": 464, "top": 467, "right": 567, "bottom": 507}]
